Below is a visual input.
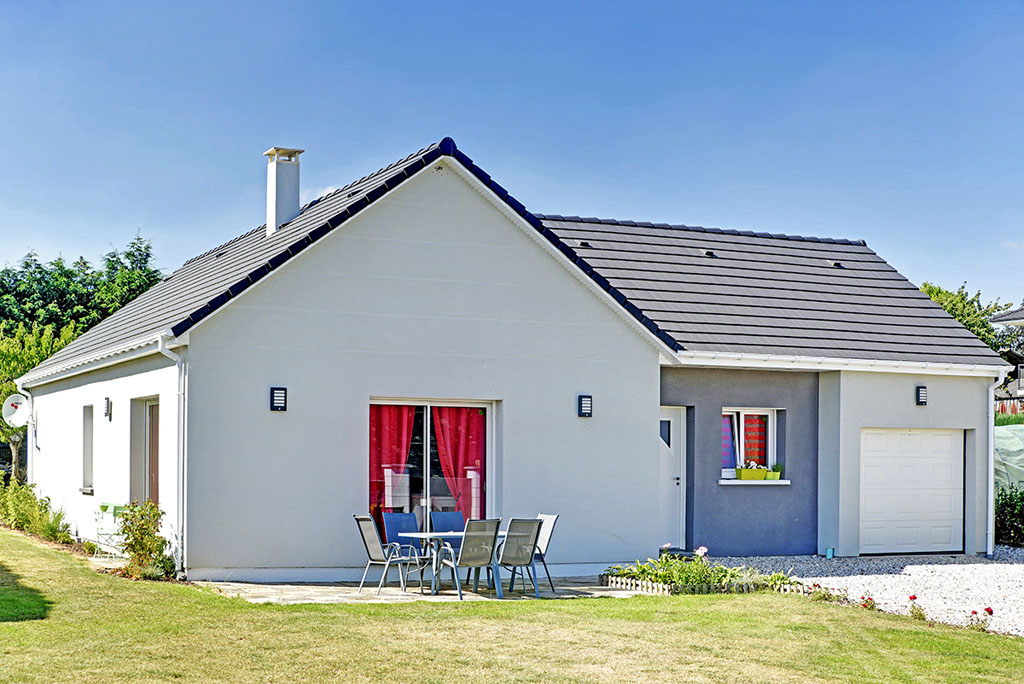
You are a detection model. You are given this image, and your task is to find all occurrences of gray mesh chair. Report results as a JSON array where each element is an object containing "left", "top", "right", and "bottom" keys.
[
  {"left": 353, "top": 514, "right": 423, "bottom": 595},
  {"left": 535, "top": 513, "right": 558, "bottom": 592},
  {"left": 499, "top": 518, "right": 543, "bottom": 598},
  {"left": 437, "top": 518, "right": 503, "bottom": 600}
]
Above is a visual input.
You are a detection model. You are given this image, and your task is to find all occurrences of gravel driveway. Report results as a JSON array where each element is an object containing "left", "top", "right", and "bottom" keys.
[{"left": 715, "top": 546, "right": 1024, "bottom": 636}]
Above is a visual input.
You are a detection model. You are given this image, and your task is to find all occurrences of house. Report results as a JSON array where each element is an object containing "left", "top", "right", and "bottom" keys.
[
  {"left": 995, "top": 379, "right": 1023, "bottom": 415},
  {"left": 18, "top": 139, "right": 1009, "bottom": 581}
]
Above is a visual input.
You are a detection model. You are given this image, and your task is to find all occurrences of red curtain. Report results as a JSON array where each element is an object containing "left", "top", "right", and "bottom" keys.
[
  {"left": 431, "top": 407, "right": 486, "bottom": 519},
  {"left": 743, "top": 414, "right": 768, "bottom": 466},
  {"left": 369, "top": 405, "right": 416, "bottom": 532}
]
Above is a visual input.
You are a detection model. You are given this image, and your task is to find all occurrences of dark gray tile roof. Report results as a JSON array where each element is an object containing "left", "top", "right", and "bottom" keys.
[
  {"left": 25, "top": 137, "right": 1006, "bottom": 384},
  {"left": 992, "top": 305, "right": 1024, "bottom": 324},
  {"left": 537, "top": 215, "right": 1005, "bottom": 366}
]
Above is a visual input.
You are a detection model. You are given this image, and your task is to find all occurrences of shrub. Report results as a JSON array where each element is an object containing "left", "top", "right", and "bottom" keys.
[
  {"left": 34, "top": 506, "right": 72, "bottom": 544},
  {"left": 0, "top": 480, "right": 43, "bottom": 530},
  {"left": 605, "top": 551, "right": 766, "bottom": 588},
  {"left": 118, "top": 500, "right": 172, "bottom": 579},
  {"left": 860, "top": 596, "right": 877, "bottom": 610},
  {"left": 82, "top": 541, "right": 98, "bottom": 555},
  {"left": 995, "top": 484, "right": 1024, "bottom": 547},
  {"left": 765, "top": 570, "right": 799, "bottom": 591}
]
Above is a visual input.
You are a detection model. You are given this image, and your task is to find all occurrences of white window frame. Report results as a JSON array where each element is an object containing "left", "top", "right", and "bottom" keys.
[
  {"left": 721, "top": 408, "right": 777, "bottom": 479},
  {"left": 369, "top": 397, "right": 496, "bottom": 522}
]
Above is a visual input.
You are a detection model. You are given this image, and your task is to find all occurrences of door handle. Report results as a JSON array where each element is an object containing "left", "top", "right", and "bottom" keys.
[{"left": 673, "top": 476, "right": 681, "bottom": 486}]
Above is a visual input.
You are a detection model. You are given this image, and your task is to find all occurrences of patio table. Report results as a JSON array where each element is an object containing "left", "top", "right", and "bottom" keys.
[{"left": 397, "top": 530, "right": 506, "bottom": 595}]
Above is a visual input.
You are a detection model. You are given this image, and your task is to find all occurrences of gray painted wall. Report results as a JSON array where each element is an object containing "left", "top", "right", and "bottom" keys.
[
  {"left": 660, "top": 367, "right": 819, "bottom": 556},
  {"left": 818, "top": 371, "right": 993, "bottom": 556},
  {"left": 183, "top": 162, "right": 665, "bottom": 580}
]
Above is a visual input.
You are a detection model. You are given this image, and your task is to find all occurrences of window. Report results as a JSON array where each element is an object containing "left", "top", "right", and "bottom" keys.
[
  {"left": 82, "top": 405, "right": 94, "bottom": 491},
  {"left": 721, "top": 409, "right": 777, "bottom": 478}
]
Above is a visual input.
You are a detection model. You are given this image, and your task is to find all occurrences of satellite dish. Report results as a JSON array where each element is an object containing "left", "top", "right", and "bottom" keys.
[{"left": 2, "top": 394, "right": 28, "bottom": 428}]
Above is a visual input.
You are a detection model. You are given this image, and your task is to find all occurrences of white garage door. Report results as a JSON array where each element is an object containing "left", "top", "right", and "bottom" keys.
[{"left": 860, "top": 429, "right": 964, "bottom": 554}]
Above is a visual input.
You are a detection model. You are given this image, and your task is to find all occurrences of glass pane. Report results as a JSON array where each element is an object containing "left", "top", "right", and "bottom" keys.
[
  {"left": 430, "top": 407, "right": 486, "bottom": 520},
  {"left": 721, "top": 413, "right": 737, "bottom": 469},
  {"left": 743, "top": 414, "right": 768, "bottom": 467},
  {"left": 659, "top": 420, "right": 671, "bottom": 447},
  {"left": 369, "top": 405, "right": 424, "bottom": 534}
]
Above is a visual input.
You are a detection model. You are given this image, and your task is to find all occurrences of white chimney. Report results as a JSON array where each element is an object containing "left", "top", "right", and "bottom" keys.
[{"left": 264, "top": 147, "right": 304, "bottom": 236}]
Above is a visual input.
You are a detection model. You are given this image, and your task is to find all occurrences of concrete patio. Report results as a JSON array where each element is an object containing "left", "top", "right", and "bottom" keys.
[{"left": 196, "top": 575, "right": 642, "bottom": 604}]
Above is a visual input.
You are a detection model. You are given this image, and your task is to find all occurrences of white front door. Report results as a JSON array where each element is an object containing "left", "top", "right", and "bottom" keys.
[
  {"left": 660, "top": 407, "right": 685, "bottom": 547},
  {"left": 860, "top": 428, "right": 964, "bottom": 554}
]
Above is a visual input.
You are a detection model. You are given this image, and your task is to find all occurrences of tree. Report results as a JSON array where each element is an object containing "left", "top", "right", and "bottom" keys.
[
  {"left": 0, "top": 323, "right": 75, "bottom": 483},
  {"left": 0, "top": 236, "right": 162, "bottom": 335},
  {"left": 919, "top": 282, "right": 1011, "bottom": 352},
  {"left": 94, "top": 237, "right": 163, "bottom": 317}
]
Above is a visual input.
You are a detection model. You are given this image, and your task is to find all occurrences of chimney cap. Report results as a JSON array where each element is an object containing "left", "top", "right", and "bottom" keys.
[{"left": 264, "top": 147, "right": 305, "bottom": 162}]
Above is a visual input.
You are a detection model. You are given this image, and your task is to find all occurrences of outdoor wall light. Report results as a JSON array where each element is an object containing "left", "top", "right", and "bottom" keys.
[
  {"left": 915, "top": 386, "right": 928, "bottom": 406},
  {"left": 103, "top": 398, "right": 112, "bottom": 421},
  {"left": 578, "top": 394, "right": 593, "bottom": 418},
  {"left": 270, "top": 387, "right": 288, "bottom": 412}
]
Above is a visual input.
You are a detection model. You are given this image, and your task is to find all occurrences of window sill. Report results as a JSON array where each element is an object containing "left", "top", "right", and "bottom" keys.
[
  {"left": 718, "top": 479, "right": 791, "bottom": 486},
  {"left": 79, "top": 487, "right": 94, "bottom": 495}
]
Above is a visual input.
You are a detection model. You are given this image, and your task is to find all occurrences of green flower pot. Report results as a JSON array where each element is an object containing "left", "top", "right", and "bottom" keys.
[
  {"left": 765, "top": 471, "right": 781, "bottom": 480},
  {"left": 736, "top": 468, "right": 766, "bottom": 480}
]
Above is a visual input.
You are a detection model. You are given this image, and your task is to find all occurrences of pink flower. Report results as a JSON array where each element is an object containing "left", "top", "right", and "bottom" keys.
[
  {"left": 909, "top": 595, "right": 917, "bottom": 601},
  {"left": 661, "top": 542, "right": 671, "bottom": 549},
  {"left": 694, "top": 546, "right": 708, "bottom": 558}
]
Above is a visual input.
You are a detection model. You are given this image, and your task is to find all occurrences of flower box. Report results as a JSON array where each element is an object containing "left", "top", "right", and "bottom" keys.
[
  {"left": 736, "top": 468, "right": 766, "bottom": 480},
  {"left": 765, "top": 471, "right": 781, "bottom": 480}
]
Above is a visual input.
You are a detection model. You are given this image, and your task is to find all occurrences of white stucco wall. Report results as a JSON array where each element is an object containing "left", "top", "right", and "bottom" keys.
[
  {"left": 27, "top": 355, "right": 180, "bottom": 545},
  {"left": 183, "top": 162, "right": 664, "bottom": 580}
]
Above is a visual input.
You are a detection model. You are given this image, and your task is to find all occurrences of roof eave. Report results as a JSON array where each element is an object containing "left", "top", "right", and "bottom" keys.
[{"left": 674, "top": 349, "right": 1008, "bottom": 377}]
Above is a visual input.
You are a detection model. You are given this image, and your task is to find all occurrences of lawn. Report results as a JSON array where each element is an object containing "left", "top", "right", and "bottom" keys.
[{"left": 1, "top": 529, "right": 1022, "bottom": 683}]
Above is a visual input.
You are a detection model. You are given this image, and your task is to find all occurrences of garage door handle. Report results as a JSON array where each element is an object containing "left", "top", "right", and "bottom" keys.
[{"left": 673, "top": 477, "right": 680, "bottom": 486}]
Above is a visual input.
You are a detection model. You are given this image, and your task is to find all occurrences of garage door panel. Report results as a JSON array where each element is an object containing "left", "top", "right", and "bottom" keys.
[{"left": 859, "top": 429, "right": 964, "bottom": 554}]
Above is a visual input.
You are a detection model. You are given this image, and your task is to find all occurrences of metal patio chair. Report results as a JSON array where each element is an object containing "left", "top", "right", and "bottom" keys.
[
  {"left": 535, "top": 513, "right": 559, "bottom": 592},
  {"left": 499, "top": 518, "right": 543, "bottom": 598},
  {"left": 437, "top": 518, "right": 503, "bottom": 600},
  {"left": 382, "top": 511, "right": 431, "bottom": 592},
  {"left": 353, "top": 514, "right": 422, "bottom": 595}
]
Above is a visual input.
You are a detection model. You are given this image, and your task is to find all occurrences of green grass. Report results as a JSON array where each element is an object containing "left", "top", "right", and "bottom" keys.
[
  {"left": 1, "top": 528, "right": 1022, "bottom": 683},
  {"left": 995, "top": 413, "right": 1024, "bottom": 426}
]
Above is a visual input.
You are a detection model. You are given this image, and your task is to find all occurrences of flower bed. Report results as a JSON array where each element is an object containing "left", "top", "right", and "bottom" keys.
[{"left": 602, "top": 546, "right": 798, "bottom": 595}]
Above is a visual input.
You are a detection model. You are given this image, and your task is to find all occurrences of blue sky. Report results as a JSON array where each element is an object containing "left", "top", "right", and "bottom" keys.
[{"left": 1, "top": 2, "right": 1022, "bottom": 305}]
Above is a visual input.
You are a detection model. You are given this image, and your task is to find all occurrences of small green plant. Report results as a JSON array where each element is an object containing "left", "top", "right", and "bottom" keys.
[
  {"left": 771, "top": 463, "right": 783, "bottom": 473},
  {"left": 809, "top": 583, "right": 847, "bottom": 603},
  {"left": 82, "top": 540, "right": 98, "bottom": 555},
  {"left": 860, "top": 595, "right": 877, "bottom": 611},
  {"left": 995, "top": 484, "right": 1024, "bottom": 547},
  {"left": 118, "top": 500, "right": 172, "bottom": 580},
  {"left": 966, "top": 607, "right": 993, "bottom": 632},
  {"left": 764, "top": 569, "right": 798, "bottom": 591},
  {"left": 34, "top": 506, "right": 72, "bottom": 544},
  {"left": 908, "top": 595, "right": 926, "bottom": 621}
]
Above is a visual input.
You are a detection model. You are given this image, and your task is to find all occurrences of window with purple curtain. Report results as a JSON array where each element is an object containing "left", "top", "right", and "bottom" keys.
[{"left": 721, "top": 413, "right": 738, "bottom": 469}]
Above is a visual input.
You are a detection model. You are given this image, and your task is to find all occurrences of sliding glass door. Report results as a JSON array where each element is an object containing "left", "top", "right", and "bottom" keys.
[{"left": 369, "top": 403, "right": 487, "bottom": 536}]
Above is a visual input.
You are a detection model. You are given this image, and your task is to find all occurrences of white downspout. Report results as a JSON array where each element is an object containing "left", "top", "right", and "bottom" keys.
[
  {"left": 158, "top": 333, "right": 187, "bottom": 576},
  {"left": 987, "top": 368, "right": 1007, "bottom": 558}
]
